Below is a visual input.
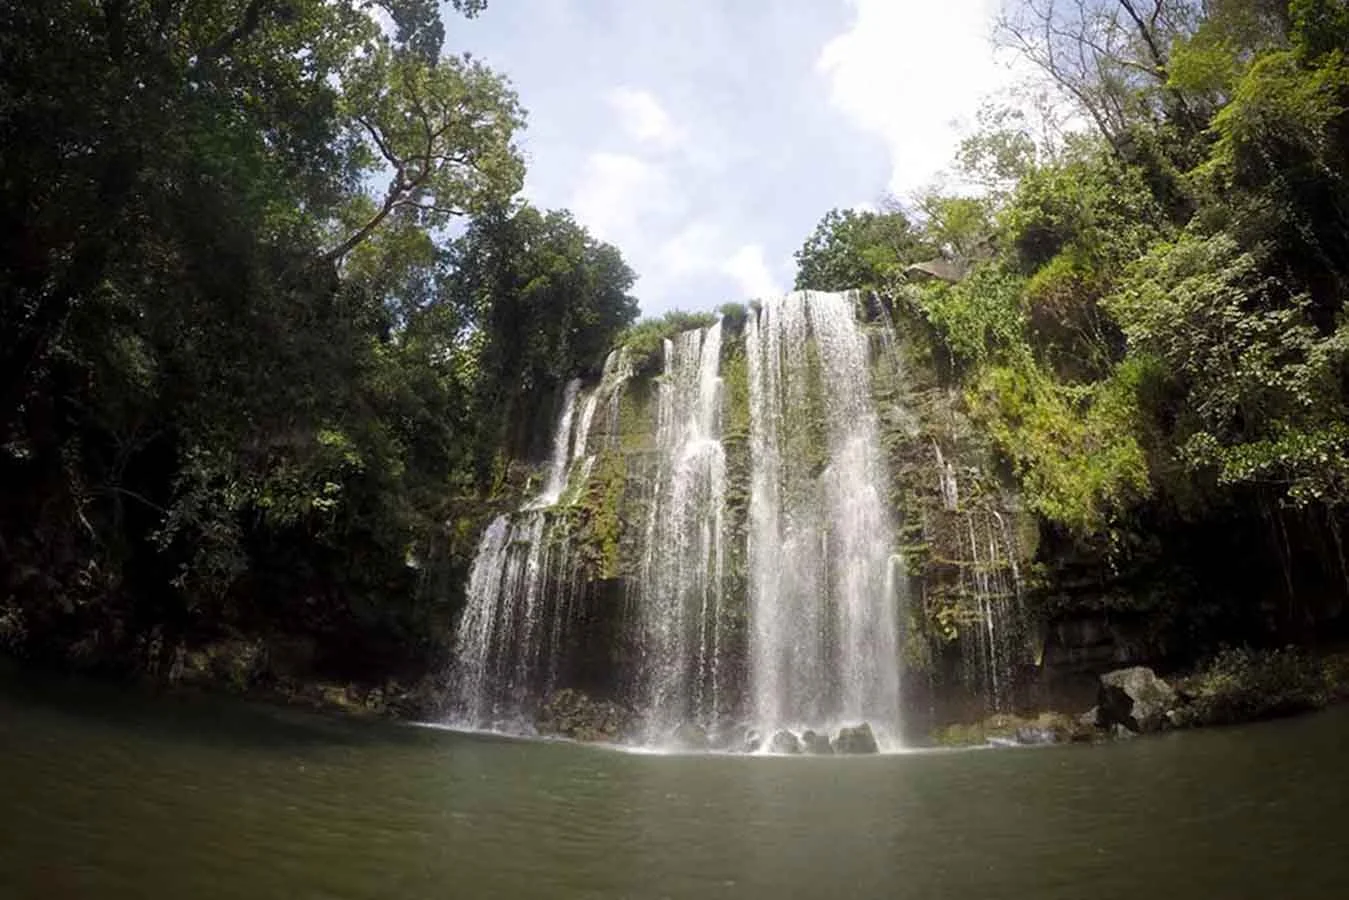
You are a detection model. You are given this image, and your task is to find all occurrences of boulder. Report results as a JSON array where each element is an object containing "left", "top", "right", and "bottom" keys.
[
  {"left": 833, "top": 722, "right": 879, "bottom": 754},
  {"left": 904, "top": 258, "right": 968, "bottom": 284},
  {"left": 769, "top": 729, "right": 802, "bottom": 754},
  {"left": 1097, "top": 667, "right": 1176, "bottom": 733},
  {"left": 743, "top": 729, "right": 763, "bottom": 754},
  {"left": 671, "top": 721, "right": 710, "bottom": 751},
  {"left": 801, "top": 730, "right": 834, "bottom": 755}
]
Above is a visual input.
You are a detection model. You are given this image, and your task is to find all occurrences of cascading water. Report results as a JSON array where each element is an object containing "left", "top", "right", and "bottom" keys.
[
  {"left": 450, "top": 379, "right": 584, "bottom": 727},
  {"left": 533, "top": 379, "right": 582, "bottom": 509},
  {"left": 956, "top": 507, "right": 1027, "bottom": 713},
  {"left": 635, "top": 320, "right": 729, "bottom": 736},
  {"left": 450, "top": 348, "right": 641, "bottom": 728},
  {"left": 746, "top": 291, "right": 905, "bottom": 740},
  {"left": 571, "top": 348, "right": 631, "bottom": 496}
]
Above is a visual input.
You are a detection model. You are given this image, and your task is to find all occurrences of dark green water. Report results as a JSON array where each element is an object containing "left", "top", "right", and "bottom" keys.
[{"left": 3, "top": 672, "right": 1348, "bottom": 899}]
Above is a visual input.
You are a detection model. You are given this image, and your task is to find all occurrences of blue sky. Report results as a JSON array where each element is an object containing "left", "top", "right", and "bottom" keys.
[{"left": 444, "top": 0, "right": 1015, "bottom": 316}]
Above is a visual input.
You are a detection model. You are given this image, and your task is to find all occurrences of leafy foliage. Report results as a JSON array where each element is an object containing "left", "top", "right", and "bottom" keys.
[
  {"left": 617, "top": 311, "right": 719, "bottom": 376},
  {"left": 796, "top": 0, "right": 1349, "bottom": 638},
  {"left": 793, "top": 207, "right": 931, "bottom": 291},
  {"left": 1179, "top": 646, "right": 1329, "bottom": 725},
  {"left": 0, "top": 0, "right": 639, "bottom": 683},
  {"left": 968, "top": 357, "right": 1151, "bottom": 534}
]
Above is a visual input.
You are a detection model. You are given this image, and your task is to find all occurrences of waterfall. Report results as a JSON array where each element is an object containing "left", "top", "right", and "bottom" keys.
[
  {"left": 450, "top": 378, "right": 592, "bottom": 727},
  {"left": 571, "top": 348, "right": 632, "bottom": 498},
  {"left": 746, "top": 291, "right": 904, "bottom": 739},
  {"left": 575, "top": 348, "right": 629, "bottom": 464},
  {"left": 447, "top": 291, "right": 976, "bottom": 748},
  {"left": 532, "top": 379, "right": 582, "bottom": 508},
  {"left": 635, "top": 320, "right": 729, "bottom": 735},
  {"left": 450, "top": 515, "right": 512, "bottom": 725}
]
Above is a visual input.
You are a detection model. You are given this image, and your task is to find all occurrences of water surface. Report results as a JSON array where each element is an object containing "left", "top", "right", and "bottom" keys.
[{"left": 3, "top": 671, "right": 1347, "bottom": 899}]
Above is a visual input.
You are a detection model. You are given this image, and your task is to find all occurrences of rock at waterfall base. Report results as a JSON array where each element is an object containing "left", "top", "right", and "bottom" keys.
[
  {"left": 536, "top": 689, "right": 634, "bottom": 743},
  {"left": 801, "top": 730, "right": 834, "bottom": 755},
  {"left": 769, "top": 730, "right": 802, "bottom": 754},
  {"left": 1097, "top": 666, "right": 1177, "bottom": 734},
  {"left": 833, "top": 723, "right": 879, "bottom": 754}
]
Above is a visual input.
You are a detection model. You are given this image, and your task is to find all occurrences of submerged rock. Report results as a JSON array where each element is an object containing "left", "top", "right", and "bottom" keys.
[
  {"left": 801, "top": 730, "right": 833, "bottom": 755},
  {"left": 833, "top": 722, "right": 879, "bottom": 754},
  {"left": 1097, "top": 666, "right": 1177, "bottom": 734},
  {"left": 769, "top": 729, "right": 802, "bottom": 754}
]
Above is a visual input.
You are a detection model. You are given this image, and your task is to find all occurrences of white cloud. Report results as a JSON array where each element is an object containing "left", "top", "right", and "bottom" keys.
[
  {"left": 607, "top": 87, "right": 682, "bottom": 149},
  {"left": 722, "top": 244, "right": 781, "bottom": 299},
  {"left": 817, "top": 0, "right": 1014, "bottom": 198},
  {"left": 568, "top": 152, "right": 670, "bottom": 242},
  {"left": 657, "top": 221, "right": 723, "bottom": 274}
]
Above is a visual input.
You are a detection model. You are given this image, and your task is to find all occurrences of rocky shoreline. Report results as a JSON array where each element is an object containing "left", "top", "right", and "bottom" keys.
[
  {"left": 935, "top": 648, "right": 1349, "bottom": 748},
  {"left": 25, "top": 639, "right": 1346, "bottom": 752}
]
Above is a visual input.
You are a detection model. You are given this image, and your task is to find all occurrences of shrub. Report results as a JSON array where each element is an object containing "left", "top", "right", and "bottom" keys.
[
  {"left": 617, "top": 310, "right": 718, "bottom": 376},
  {"left": 1180, "top": 646, "right": 1327, "bottom": 726}
]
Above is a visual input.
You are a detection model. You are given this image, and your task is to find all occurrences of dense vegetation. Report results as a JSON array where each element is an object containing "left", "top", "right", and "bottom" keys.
[
  {"left": 0, "top": 0, "right": 638, "bottom": 692},
  {"left": 795, "top": 0, "right": 1349, "bottom": 655}
]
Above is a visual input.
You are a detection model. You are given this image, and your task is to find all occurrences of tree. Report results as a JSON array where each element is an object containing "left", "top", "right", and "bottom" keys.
[
  {"left": 996, "top": 0, "right": 1204, "bottom": 152},
  {"left": 0, "top": 0, "right": 549, "bottom": 681},
  {"left": 441, "top": 205, "right": 640, "bottom": 477},
  {"left": 325, "top": 50, "right": 525, "bottom": 263},
  {"left": 793, "top": 207, "right": 930, "bottom": 291}
]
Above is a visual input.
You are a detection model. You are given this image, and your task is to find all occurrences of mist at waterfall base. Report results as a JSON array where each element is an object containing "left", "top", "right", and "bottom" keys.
[{"left": 447, "top": 291, "right": 1025, "bottom": 751}]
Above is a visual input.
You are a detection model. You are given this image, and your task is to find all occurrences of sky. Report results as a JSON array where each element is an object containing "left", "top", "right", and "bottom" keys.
[{"left": 444, "top": 0, "right": 1018, "bottom": 316}]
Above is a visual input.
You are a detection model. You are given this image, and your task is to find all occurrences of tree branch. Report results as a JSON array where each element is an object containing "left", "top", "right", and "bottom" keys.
[
  {"left": 356, "top": 116, "right": 403, "bottom": 174},
  {"left": 393, "top": 198, "right": 466, "bottom": 216},
  {"left": 1117, "top": 0, "right": 1168, "bottom": 74},
  {"left": 322, "top": 165, "right": 439, "bottom": 264}
]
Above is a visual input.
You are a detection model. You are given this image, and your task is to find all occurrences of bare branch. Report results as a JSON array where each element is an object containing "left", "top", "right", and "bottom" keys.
[
  {"left": 356, "top": 116, "right": 403, "bottom": 174},
  {"left": 1117, "top": 0, "right": 1169, "bottom": 74}
]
